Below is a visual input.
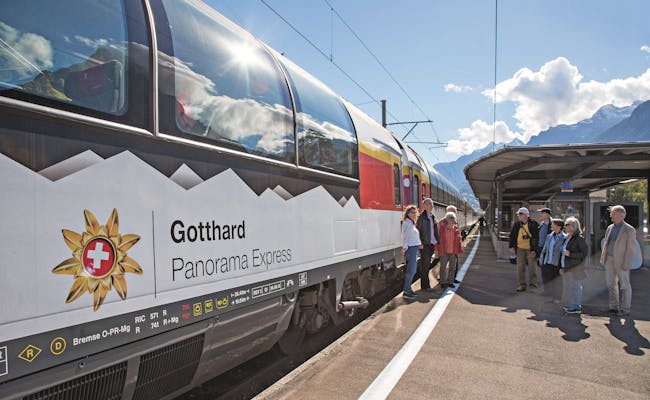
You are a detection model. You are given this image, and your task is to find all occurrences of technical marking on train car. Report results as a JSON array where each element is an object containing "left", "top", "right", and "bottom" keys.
[
  {"left": 49, "top": 337, "right": 66, "bottom": 355},
  {"left": 359, "top": 235, "right": 481, "bottom": 400},
  {"left": 17, "top": 345, "right": 42, "bottom": 363},
  {"left": 0, "top": 346, "right": 8, "bottom": 376},
  {"left": 252, "top": 280, "right": 286, "bottom": 298},
  {"left": 299, "top": 272, "right": 308, "bottom": 286}
]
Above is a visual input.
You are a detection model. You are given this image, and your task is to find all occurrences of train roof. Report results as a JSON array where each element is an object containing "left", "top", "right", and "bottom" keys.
[{"left": 342, "top": 100, "right": 402, "bottom": 158}]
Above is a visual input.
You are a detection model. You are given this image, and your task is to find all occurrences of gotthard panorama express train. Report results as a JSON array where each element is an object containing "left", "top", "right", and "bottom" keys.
[{"left": 0, "top": 1, "right": 476, "bottom": 399}]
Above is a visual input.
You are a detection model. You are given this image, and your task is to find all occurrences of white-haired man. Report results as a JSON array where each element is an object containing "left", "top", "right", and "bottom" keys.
[{"left": 600, "top": 205, "right": 637, "bottom": 316}]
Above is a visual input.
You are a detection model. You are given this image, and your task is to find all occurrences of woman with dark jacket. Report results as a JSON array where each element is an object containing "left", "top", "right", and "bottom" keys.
[
  {"left": 539, "top": 219, "right": 567, "bottom": 303},
  {"left": 560, "top": 217, "right": 589, "bottom": 314}
]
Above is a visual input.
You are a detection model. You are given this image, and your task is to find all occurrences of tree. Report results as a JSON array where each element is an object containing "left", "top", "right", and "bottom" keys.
[{"left": 608, "top": 179, "right": 648, "bottom": 218}]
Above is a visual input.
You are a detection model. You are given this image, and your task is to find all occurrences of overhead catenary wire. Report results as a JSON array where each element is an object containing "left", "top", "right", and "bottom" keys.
[
  {"left": 492, "top": 0, "right": 498, "bottom": 153},
  {"left": 258, "top": 0, "right": 440, "bottom": 161},
  {"left": 259, "top": 0, "right": 381, "bottom": 108},
  {"left": 323, "top": 0, "right": 441, "bottom": 144}
]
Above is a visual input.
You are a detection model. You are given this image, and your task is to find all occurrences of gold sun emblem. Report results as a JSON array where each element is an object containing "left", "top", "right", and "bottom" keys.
[{"left": 52, "top": 209, "right": 142, "bottom": 311}]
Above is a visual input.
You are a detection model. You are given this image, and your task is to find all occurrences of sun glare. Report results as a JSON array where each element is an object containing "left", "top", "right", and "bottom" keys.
[{"left": 230, "top": 42, "right": 260, "bottom": 66}]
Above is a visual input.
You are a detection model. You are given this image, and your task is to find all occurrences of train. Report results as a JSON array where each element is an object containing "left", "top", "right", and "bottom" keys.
[{"left": 0, "top": 1, "right": 477, "bottom": 399}]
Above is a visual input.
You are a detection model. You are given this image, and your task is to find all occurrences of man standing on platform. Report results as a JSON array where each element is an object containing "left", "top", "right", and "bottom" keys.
[
  {"left": 600, "top": 205, "right": 637, "bottom": 316},
  {"left": 417, "top": 198, "right": 439, "bottom": 292},
  {"left": 509, "top": 207, "right": 540, "bottom": 292},
  {"left": 538, "top": 208, "right": 552, "bottom": 255}
]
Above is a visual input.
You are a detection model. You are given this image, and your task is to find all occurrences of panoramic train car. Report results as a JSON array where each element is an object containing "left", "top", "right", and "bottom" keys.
[
  {"left": 345, "top": 101, "right": 403, "bottom": 212},
  {"left": 0, "top": 1, "right": 475, "bottom": 399}
]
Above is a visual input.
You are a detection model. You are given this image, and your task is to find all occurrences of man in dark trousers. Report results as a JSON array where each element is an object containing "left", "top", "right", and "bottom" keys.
[
  {"left": 417, "top": 198, "right": 439, "bottom": 292},
  {"left": 537, "top": 208, "right": 552, "bottom": 255},
  {"left": 509, "top": 207, "right": 540, "bottom": 292}
]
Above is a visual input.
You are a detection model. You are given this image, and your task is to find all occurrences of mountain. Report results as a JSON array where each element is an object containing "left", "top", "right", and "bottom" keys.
[
  {"left": 434, "top": 139, "right": 524, "bottom": 209},
  {"left": 595, "top": 99, "right": 650, "bottom": 142},
  {"left": 526, "top": 102, "right": 638, "bottom": 146},
  {"left": 437, "top": 101, "right": 647, "bottom": 209}
]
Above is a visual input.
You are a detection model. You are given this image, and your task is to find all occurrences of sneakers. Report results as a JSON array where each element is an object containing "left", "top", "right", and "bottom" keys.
[
  {"left": 529, "top": 283, "right": 538, "bottom": 289},
  {"left": 403, "top": 292, "right": 417, "bottom": 300},
  {"left": 454, "top": 279, "right": 460, "bottom": 284},
  {"left": 565, "top": 306, "right": 582, "bottom": 314},
  {"left": 516, "top": 286, "right": 526, "bottom": 292},
  {"left": 606, "top": 308, "right": 618, "bottom": 314}
]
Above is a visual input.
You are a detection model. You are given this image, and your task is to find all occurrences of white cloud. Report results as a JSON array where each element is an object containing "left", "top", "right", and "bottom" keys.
[
  {"left": 447, "top": 119, "right": 524, "bottom": 155},
  {"left": 0, "top": 21, "right": 53, "bottom": 78},
  {"left": 162, "top": 53, "right": 296, "bottom": 156},
  {"left": 481, "top": 57, "right": 650, "bottom": 139},
  {"left": 641, "top": 45, "right": 650, "bottom": 54},
  {"left": 444, "top": 83, "right": 472, "bottom": 93}
]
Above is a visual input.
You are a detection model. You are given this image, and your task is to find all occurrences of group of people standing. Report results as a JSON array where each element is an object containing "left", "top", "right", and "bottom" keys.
[
  {"left": 401, "top": 198, "right": 463, "bottom": 300},
  {"left": 509, "top": 205, "right": 635, "bottom": 316}
]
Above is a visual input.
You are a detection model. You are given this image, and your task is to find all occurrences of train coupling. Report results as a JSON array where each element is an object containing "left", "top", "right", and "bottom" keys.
[{"left": 337, "top": 297, "right": 369, "bottom": 312}]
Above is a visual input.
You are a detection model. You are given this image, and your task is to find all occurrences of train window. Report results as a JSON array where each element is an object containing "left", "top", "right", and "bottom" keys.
[
  {"left": 0, "top": 0, "right": 128, "bottom": 115},
  {"left": 422, "top": 182, "right": 426, "bottom": 201},
  {"left": 281, "top": 58, "right": 358, "bottom": 178},
  {"left": 155, "top": 0, "right": 295, "bottom": 162},
  {"left": 393, "top": 164, "right": 401, "bottom": 206}
]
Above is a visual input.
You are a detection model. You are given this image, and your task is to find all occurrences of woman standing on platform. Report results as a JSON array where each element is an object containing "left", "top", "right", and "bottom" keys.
[
  {"left": 560, "top": 217, "right": 589, "bottom": 314},
  {"left": 539, "top": 218, "right": 566, "bottom": 303},
  {"left": 402, "top": 205, "right": 422, "bottom": 300},
  {"left": 436, "top": 212, "right": 463, "bottom": 289}
]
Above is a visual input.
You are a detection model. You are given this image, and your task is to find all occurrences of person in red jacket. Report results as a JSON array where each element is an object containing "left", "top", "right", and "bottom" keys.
[{"left": 436, "top": 212, "right": 463, "bottom": 288}]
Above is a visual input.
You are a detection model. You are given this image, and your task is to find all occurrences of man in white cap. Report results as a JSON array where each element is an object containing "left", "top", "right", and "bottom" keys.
[{"left": 509, "top": 207, "right": 540, "bottom": 292}]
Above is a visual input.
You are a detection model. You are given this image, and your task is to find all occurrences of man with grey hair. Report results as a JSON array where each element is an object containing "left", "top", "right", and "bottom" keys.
[
  {"left": 417, "top": 198, "right": 439, "bottom": 291},
  {"left": 600, "top": 205, "right": 637, "bottom": 316}
]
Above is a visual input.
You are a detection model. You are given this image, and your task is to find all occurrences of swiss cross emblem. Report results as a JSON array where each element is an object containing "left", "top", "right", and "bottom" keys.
[
  {"left": 52, "top": 209, "right": 142, "bottom": 311},
  {"left": 82, "top": 238, "right": 116, "bottom": 277}
]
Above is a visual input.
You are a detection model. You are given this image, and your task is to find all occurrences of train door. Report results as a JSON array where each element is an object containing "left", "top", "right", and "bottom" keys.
[
  {"left": 402, "top": 154, "right": 411, "bottom": 207},
  {"left": 413, "top": 173, "right": 420, "bottom": 207}
]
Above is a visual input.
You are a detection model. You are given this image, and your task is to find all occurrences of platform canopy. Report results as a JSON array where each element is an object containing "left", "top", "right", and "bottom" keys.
[{"left": 464, "top": 142, "right": 650, "bottom": 203}]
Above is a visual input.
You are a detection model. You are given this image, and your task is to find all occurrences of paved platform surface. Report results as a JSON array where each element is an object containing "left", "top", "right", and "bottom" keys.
[{"left": 256, "top": 233, "right": 650, "bottom": 400}]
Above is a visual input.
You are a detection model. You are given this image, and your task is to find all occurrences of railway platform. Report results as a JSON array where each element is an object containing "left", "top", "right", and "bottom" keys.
[{"left": 255, "top": 233, "right": 650, "bottom": 400}]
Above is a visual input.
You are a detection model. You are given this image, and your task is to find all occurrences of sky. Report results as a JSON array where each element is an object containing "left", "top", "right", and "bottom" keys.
[{"left": 207, "top": 0, "right": 650, "bottom": 165}]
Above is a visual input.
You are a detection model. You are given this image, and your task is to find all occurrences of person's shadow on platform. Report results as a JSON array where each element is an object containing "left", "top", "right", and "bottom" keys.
[
  {"left": 605, "top": 316, "right": 650, "bottom": 356},
  {"left": 532, "top": 311, "right": 591, "bottom": 342},
  {"left": 500, "top": 299, "right": 591, "bottom": 342}
]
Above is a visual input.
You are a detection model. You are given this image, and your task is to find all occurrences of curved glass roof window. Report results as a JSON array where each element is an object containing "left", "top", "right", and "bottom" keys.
[
  {"left": 0, "top": 0, "right": 128, "bottom": 115},
  {"left": 156, "top": 0, "right": 295, "bottom": 162},
  {"left": 280, "top": 57, "right": 358, "bottom": 178}
]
